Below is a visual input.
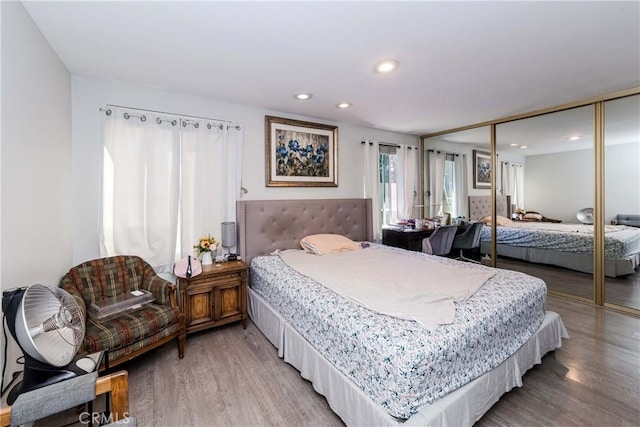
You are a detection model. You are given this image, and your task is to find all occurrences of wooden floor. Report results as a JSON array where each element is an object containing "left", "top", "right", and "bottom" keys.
[
  {"left": 497, "top": 256, "right": 640, "bottom": 310},
  {"left": 115, "top": 295, "right": 640, "bottom": 427}
]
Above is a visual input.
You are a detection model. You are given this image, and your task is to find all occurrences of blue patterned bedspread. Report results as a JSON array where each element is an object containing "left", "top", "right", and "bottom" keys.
[
  {"left": 250, "top": 244, "right": 546, "bottom": 419},
  {"left": 481, "top": 223, "right": 640, "bottom": 258}
]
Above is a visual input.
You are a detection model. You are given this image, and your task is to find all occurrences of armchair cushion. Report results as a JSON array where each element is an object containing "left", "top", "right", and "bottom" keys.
[{"left": 84, "top": 304, "right": 180, "bottom": 354}]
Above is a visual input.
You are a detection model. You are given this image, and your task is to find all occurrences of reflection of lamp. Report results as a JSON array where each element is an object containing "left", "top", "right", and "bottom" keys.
[
  {"left": 221, "top": 222, "right": 237, "bottom": 261},
  {"left": 577, "top": 208, "right": 594, "bottom": 224}
]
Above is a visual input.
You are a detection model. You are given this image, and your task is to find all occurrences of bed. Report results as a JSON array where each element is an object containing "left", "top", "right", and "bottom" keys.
[
  {"left": 469, "top": 196, "right": 640, "bottom": 277},
  {"left": 238, "top": 198, "right": 567, "bottom": 426}
]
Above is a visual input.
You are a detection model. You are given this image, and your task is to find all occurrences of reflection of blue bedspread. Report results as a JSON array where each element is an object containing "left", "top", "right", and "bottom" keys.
[
  {"left": 250, "top": 244, "right": 545, "bottom": 420},
  {"left": 481, "top": 223, "right": 640, "bottom": 258}
]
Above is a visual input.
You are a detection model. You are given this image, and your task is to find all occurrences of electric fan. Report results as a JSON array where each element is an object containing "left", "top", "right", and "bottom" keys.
[
  {"left": 577, "top": 207, "right": 594, "bottom": 224},
  {"left": 2, "top": 284, "right": 85, "bottom": 404}
]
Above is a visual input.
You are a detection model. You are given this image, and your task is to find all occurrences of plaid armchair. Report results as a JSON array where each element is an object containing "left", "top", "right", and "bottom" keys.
[{"left": 60, "top": 255, "right": 185, "bottom": 368}]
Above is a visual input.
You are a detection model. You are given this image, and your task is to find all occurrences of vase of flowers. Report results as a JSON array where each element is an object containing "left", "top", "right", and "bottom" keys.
[{"left": 194, "top": 234, "right": 219, "bottom": 265}]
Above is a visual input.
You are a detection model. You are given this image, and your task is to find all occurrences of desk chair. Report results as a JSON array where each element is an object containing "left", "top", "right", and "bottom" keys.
[
  {"left": 452, "top": 221, "right": 484, "bottom": 263},
  {"left": 422, "top": 226, "right": 458, "bottom": 256}
]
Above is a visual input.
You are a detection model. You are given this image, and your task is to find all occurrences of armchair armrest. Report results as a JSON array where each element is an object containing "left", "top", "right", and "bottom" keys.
[
  {"left": 60, "top": 274, "right": 87, "bottom": 320},
  {"left": 142, "top": 273, "right": 176, "bottom": 308}
]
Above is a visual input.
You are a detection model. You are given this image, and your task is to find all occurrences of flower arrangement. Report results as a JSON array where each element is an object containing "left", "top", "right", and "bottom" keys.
[
  {"left": 193, "top": 234, "right": 219, "bottom": 256},
  {"left": 515, "top": 208, "right": 526, "bottom": 215}
]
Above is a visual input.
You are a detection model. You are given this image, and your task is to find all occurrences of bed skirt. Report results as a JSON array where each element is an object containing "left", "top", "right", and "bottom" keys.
[
  {"left": 248, "top": 288, "right": 568, "bottom": 427},
  {"left": 481, "top": 242, "right": 640, "bottom": 277}
]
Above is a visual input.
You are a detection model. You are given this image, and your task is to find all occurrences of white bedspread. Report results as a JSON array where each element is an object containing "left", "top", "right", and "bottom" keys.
[{"left": 279, "top": 248, "right": 495, "bottom": 328}]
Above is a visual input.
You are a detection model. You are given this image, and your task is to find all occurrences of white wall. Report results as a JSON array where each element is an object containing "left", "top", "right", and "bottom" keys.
[
  {"left": 525, "top": 142, "right": 639, "bottom": 223},
  {"left": 525, "top": 148, "right": 594, "bottom": 222},
  {"left": 605, "top": 142, "right": 640, "bottom": 223},
  {"left": 1, "top": 0, "right": 72, "bottom": 386},
  {"left": 72, "top": 76, "right": 418, "bottom": 264}
]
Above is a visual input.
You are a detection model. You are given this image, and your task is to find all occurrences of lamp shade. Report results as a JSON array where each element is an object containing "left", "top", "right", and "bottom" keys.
[{"left": 221, "top": 222, "right": 236, "bottom": 248}]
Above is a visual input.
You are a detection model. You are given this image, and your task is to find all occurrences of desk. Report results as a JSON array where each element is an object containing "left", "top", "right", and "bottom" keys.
[
  {"left": 382, "top": 225, "right": 470, "bottom": 252},
  {"left": 382, "top": 228, "right": 435, "bottom": 251}
]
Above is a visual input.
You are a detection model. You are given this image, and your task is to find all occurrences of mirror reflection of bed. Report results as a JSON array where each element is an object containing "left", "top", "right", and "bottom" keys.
[{"left": 471, "top": 195, "right": 640, "bottom": 309}]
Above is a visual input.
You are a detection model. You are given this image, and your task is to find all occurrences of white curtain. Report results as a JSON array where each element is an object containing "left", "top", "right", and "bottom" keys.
[
  {"left": 427, "top": 150, "right": 446, "bottom": 217},
  {"left": 101, "top": 107, "right": 180, "bottom": 271},
  {"left": 362, "top": 141, "right": 381, "bottom": 242},
  {"left": 453, "top": 154, "right": 468, "bottom": 218},
  {"left": 400, "top": 146, "right": 418, "bottom": 219},
  {"left": 512, "top": 163, "right": 524, "bottom": 210},
  {"left": 179, "top": 122, "right": 223, "bottom": 261},
  {"left": 101, "top": 107, "right": 243, "bottom": 271},
  {"left": 501, "top": 162, "right": 524, "bottom": 210}
]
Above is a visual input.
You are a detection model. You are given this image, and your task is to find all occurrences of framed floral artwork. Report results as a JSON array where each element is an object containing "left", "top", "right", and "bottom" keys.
[
  {"left": 473, "top": 150, "right": 491, "bottom": 189},
  {"left": 265, "top": 115, "right": 338, "bottom": 187}
]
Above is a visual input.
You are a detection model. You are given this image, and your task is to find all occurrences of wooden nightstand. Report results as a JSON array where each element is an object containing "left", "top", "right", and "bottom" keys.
[{"left": 177, "top": 260, "right": 249, "bottom": 334}]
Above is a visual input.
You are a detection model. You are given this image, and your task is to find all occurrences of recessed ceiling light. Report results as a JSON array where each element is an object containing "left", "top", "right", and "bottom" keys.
[
  {"left": 520, "top": 145, "right": 528, "bottom": 149},
  {"left": 336, "top": 102, "right": 352, "bottom": 109},
  {"left": 294, "top": 93, "right": 312, "bottom": 101},
  {"left": 510, "top": 143, "right": 518, "bottom": 147},
  {"left": 567, "top": 135, "right": 581, "bottom": 141},
  {"left": 374, "top": 59, "right": 399, "bottom": 74}
]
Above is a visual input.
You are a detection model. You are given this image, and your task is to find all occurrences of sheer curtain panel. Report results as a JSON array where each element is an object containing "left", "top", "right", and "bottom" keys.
[
  {"left": 400, "top": 146, "right": 417, "bottom": 219},
  {"left": 454, "top": 154, "right": 467, "bottom": 218},
  {"left": 362, "top": 141, "right": 382, "bottom": 242},
  {"left": 100, "top": 106, "right": 243, "bottom": 271},
  {"left": 501, "top": 162, "right": 524, "bottom": 210},
  {"left": 101, "top": 107, "right": 180, "bottom": 271},
  {"left": 427, "top": 150, "right": 445, "bottom": 217}
]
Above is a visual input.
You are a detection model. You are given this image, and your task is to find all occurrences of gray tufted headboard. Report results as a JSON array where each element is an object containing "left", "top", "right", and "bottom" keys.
[
  {"left": 237, "top": 198, "right": 373, "bottom": 264},
  {"left": 468, "top": 195, "right": 512, "bottom": 221}
]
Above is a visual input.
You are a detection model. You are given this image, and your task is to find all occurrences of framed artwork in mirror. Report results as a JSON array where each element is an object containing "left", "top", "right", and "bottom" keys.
[
  {"left": 473, "top": 150, "right": 491, "bottom": 189},
  {"left": 265, "top": 115, "right": 338, "bottom": 187}
]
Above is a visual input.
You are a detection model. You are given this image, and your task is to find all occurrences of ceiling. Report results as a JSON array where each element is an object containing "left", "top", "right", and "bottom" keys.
[{"left": 23, "top": 1, "right": 640, "bottom": 136}]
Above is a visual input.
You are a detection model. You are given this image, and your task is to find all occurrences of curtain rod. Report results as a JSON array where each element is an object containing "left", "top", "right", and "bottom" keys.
[
  {"left": 99, "top": 104, "right": 242, "bottom": 130},
  {"left": 426, "top": 149, "right": 465, "bottom": 157},
  {"left": 360, "top": 141, "right": 414, "bottom": 149}
]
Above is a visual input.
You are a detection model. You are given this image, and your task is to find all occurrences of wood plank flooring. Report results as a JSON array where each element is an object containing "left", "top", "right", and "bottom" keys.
[
  {"left": 497, "top": 256, "right": 640, "bottom": 310},
  {"left": 116, "top": 295, "right": 639, "bottom": 427}
]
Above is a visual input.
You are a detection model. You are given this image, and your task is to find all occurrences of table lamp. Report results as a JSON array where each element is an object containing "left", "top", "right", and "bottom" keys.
[{"left": 221, "top": 221, "right": 237, "bottom": 261}]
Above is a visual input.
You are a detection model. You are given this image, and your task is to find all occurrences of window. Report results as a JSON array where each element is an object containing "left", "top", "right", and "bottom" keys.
[
  {"left": 442, "top": 154, "right": 455, "bottom": 216},
  {"left": 379, "top": 145, "right": 398, "bottom": 225}
]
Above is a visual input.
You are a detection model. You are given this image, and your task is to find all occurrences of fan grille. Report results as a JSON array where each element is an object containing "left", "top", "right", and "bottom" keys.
[{"left": 21, "top": 285, "right": 84, "bottom": 367}]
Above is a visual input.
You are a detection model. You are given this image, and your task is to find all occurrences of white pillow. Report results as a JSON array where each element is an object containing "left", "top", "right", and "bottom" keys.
[
  {"left": 480, "top": 215, "right": 513, "bottom": 226},
  {"left": 299, "top": 234, "right": 361, "bottom": 255}
]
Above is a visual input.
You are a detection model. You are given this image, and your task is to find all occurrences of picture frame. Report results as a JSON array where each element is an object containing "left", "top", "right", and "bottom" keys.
[
  {"left": 473, "top": 150, "right": 491, "bottom": 189},
  {"left": 265, "top": 115, "right": 338, "bottom": 187}
]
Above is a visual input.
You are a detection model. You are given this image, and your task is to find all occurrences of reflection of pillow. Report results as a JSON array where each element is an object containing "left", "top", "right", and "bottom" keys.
[
  {"left": 523, "top": 213, "right": 543, "bottom": 221},
  {"left": 480, "top": 215, "right": 513, "bottom": 226},
  {"left": 300, "top": 234, "right": 361, "bottom": 255}
]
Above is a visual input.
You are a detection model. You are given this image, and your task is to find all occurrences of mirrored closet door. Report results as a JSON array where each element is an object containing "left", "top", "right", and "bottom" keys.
[
  {"left": 604, "top": 94, "right": 640, "bottom": 311},
  {"left": 494, "top": 106, "right": 595, "bottom": 301},
  {"left": 422, "top": 126, "right": 491, "bottom": 263}
]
